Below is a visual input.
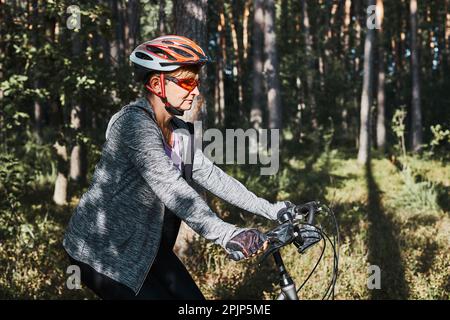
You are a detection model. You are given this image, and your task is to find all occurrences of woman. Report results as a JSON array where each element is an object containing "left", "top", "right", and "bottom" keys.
[{"left": 63, "top": 35, "right": 293, "bottom": 300}]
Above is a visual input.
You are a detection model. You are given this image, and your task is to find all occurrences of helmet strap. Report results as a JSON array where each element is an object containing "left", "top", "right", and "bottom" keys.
[{"left": 144, "top": 73, "right": 185, "bottom": 116}]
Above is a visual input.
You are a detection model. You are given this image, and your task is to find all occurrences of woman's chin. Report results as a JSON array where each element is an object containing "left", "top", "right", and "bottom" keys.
[{"left": 182, "top": 103, "right": 193, "bottom": 111}]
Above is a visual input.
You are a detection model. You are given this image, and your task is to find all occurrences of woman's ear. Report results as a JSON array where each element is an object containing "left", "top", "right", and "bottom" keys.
[{"left": 148, "top": 75, "right": 161, "bottom": 94}]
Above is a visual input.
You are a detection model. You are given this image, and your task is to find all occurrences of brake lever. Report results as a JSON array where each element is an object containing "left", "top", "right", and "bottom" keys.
[{"left": 294, "top": 201, "right": 322, "bottom": 224}]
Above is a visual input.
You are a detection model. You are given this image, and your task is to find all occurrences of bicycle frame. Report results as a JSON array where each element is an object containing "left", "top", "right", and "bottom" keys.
[{"left": 273, "top": 251, "right": 299, "bottom": 300}]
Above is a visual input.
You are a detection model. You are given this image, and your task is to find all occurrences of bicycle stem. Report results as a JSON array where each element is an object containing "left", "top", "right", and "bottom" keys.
[{"left": 273, "top": 251, "right": 298, "bottom": 300}]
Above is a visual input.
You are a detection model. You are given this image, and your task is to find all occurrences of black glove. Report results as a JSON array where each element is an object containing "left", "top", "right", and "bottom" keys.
[
  {"left": 226, "top": 229, "right": 268, "bottom": 261},
  {"left": 298, "top": 224, "right": 322, "bottom": 253}
]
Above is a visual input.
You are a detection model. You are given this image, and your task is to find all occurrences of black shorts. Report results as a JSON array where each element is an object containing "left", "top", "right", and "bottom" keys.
[
  {"left": 67, "top": 246, "right": 205, "bottom": 300},
  {"left": 66, "top": 207, "right": 204, "bottom": 300}
]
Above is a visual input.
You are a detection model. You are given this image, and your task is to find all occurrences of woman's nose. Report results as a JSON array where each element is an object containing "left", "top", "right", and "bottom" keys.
[{"left": 191, "top": 85, "right": 200, "bottom": 96}]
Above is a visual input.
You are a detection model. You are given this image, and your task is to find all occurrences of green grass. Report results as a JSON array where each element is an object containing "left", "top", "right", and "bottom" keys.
[
  {"left": 0, "top": 151, "right": 448, "bottom": 299},
  {"left": 184, "top": 153, "right": 450, "bottom": 300}
]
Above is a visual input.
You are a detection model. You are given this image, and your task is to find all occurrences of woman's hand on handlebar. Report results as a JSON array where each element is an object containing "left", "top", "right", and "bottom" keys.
[{"left": 226, "top": 229, "right": 269, "bottom": 261}]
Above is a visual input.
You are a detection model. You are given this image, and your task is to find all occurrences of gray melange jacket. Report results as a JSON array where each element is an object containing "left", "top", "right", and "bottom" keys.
[{"left": 62, "top": 97, "right": 286, "bottom": 294}]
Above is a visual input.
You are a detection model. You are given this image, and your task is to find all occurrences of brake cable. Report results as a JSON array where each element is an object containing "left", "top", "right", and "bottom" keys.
[
  {"left": 294, "top": 204, "right": 340, "bottom": 299},
  {"left": 258, "top": 201, "right": 340, "bottom": 300}
]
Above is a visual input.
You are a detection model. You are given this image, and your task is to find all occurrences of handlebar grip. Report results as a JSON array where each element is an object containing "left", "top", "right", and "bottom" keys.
[
  {"left": 296, "top": 201, "right": 319, "bottom": 225},
  {"left": 307, "top": 205, "right": 315, "bottom": 225}
]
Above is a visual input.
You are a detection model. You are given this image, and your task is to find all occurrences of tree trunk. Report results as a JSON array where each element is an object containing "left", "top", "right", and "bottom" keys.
[
  {"left": 354, "top": 0, "right": 362, "bottom": 77},
  {"left": 301, "top": 0, "right": 318, "bottom": 129},
  {"left": 125, "top": 0, "right": 140, "bottom": 56},
  {"left": 324, "top": 0, "right": 339, "bottom": 65},
  {"left": 410, "top": 0, "right": 422, "bottom": 152},
  {"left": 294, "top": 1, "right": 304, "bottom": 142},
  {"left": 110, "top": 0, "right": 124, "bottom": 65},
  {"left": 0, "top": 1, "right": 3, "bottom": 151},
  {"left": 215, "top": 3, "right": 226, "bottom": 126},
  {"left": 173, "top": 0, "right": 208, "bottom": 259},
  {"left": 376, "top": 0, "right": 386, "bottom": 152},
  {"left": 226, "top": 3, "right": 244, "bottom": 111},
  {"left": 341, "top": 0, "right": 352, "bottom": 136},
  {"left": 53, "top": 93, "right": 69, "bottom": 204},
  {"left": 52, "top": 10, "right": 69, "bottom": 206},
  {"left": 173, "top": 0, "right": 208, "bottom": 124},
  {"left": 173, "top": 0, "right": 208, "bottom": 58},
  {"left": 69, "top": 32, "right": 87, "bottom": 185},
  {"left": 100, "top": 0, "right": 111, "bottom": 65},
  {"left": 353, "top": 0, "right": 363, "bottom": 148},
  {"left": 343, "top": 0, "right": 352, "bottom": 52},
  {"left": 250, "top": 0, "right": 264, "bottom": 130},
  {"left": 53, "top": 138, "right": 69, "bottom": 206},
  {"left": 394, "top": 2, "right": 406, "bottom": 112},
  {"left": 242, "top": 0, "right": 250, "bottom": 61},
  {"left": 158, "top": 0, "right": 167, "bottom": 35},
  {"left": 264, "top": 0, "right": 282, "bottom": 130},
  {"left": 357, "top": 0, "right": 376, "bottom": 165},
  {"left": 445, "top": 0, "right": 450, "bottom": 63},
  {"left": 30, "top": 0, "right": 43, "bottom": 143},
  {"left": 118, "top": 0, "right": 126, "bottom": 64}
]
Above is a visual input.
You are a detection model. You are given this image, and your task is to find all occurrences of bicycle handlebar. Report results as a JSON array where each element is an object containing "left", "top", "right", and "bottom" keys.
[
  {"left": 227, "top": 200, "right": 339, "bottom": 300},
  {"left": 259, "top": 201, "right": 323, "bottom": 264}
]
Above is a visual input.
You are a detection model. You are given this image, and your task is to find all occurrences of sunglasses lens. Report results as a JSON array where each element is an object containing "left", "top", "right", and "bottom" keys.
[{"left": 180, "top": 79, "right": 198, "bottom": 91}]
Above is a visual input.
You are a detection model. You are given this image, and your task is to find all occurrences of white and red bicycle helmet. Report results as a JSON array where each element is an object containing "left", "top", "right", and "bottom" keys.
[
  {"left": 130, "top": 35, "right": 209, "bottom": 72},
  {"left": 130, "top": 35, "right": 209, "bottom": 116}
]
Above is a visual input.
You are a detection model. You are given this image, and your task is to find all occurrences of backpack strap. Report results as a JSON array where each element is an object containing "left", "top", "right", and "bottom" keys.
[
  {"left": 171, "top": 118, "right": 195, "bottom": 183},
  {"left": 184, "top": 122, "right": 195, "bottom": 183}
]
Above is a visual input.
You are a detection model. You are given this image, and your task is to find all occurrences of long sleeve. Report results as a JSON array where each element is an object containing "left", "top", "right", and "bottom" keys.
[
  {"left": 110, "top": 109, "right": 243, "bottom": 249},
  {"left": 192, "top": 148, "right": 287, "bottom": 221}
]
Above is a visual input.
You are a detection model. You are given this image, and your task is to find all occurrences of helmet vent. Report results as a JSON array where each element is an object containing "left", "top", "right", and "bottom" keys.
[
  {"left": 169, "top": 46, "right": 194, "bottom": 58},
  {"left": 162, "top": 40, "right": 175, "bottom": 45},
  {"left": 135, "top": 52, "right": 153, "bottom": 60},
  {"left": 180, "top": 44, "right": 205, "bottom": 59},
  {"left": 146, "top": 45, "right": 176, "bottom": 61}
]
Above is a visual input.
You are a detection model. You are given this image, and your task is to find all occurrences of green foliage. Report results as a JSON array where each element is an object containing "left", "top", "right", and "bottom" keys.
[
  {"left": 0, "top": 152, "right": 95, "bottom": 299},
  {"left": 392, "top": 107, "right": 408, "bottom": 160},
  {"left": 0, "top": 154, "right": 29, "bottom": 241},
  {"left": 396, "top": 166, "right": 439, "bottom": 212},
  {"left": 391, "top": 108, "right": 441, "bottom": 215},
  {"left": 422, "top": 124, "right": 450, "bottom": 160},
  {"left": 430, "top": 124, "right": 450, "bottom": 147}
]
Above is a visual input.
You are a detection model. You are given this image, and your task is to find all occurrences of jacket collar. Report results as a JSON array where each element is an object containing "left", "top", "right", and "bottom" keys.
[{"left": 137, "top": 96, "right": 156, "bottom": 118}]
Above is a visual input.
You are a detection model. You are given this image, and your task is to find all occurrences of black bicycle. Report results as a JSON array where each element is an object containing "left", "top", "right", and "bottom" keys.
[{"left": 232, "top": 201, "right": 340, "bottom": 300}]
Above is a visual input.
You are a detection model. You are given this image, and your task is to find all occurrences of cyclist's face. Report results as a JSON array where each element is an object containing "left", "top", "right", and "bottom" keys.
[{"left": 164, "top": 74, "right": 200, "bottom": 111}]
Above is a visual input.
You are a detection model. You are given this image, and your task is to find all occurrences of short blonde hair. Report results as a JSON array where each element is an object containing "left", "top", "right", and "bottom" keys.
[{"left": 166, "top": 64, "right": 201, "bottom": 79}]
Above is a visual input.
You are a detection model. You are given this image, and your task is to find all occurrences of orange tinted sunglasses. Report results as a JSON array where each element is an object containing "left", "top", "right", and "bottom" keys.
[{"left": 165, "top": 76, "right": 199, "bottom": 92}]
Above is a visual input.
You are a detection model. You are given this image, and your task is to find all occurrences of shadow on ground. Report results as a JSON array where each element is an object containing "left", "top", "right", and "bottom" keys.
[{"left": 365, "top": 162, "right": 409, "bottom": 299}]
